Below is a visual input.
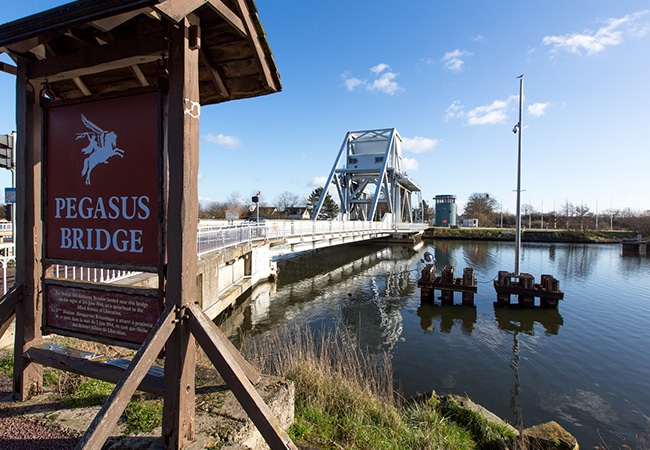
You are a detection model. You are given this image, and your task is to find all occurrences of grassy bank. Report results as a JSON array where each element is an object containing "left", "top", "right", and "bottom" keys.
[
  {"left": 2, "top": 333, "right": 514, "bottom": 449},
  {"left": 423, "top": 227, "right": 641, "bottom": 243},
  {"left": 241, "top": 326, "right": 518, "bottom": 449}
]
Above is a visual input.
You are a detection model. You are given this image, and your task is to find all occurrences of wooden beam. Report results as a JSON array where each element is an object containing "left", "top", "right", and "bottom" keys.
[
  {"left": 0, "top": 284, "right": 20, "bottom": 345},
  {"left": 0, "top": 313, "right": 14, "bottom": 344},
  {"left": 162, "top": 16, "right": 200, "bottom": 448},
  {"left": 206, "top": 0, "right": 246, "bottom": 36},
  {"left": 13, "top": 63, "right": 44, "bottom": 401},
  {"left": 200, "top": 47, "right": 228, "bottom": 98},
  {"left": 0, "top": 284, "right": 22, "bottom": 327},
  {"left": 76, "top": 302, "right": 177, "bottom": 449},
  {"left": 154, "top": 0, "right": 246, "bottom": 36},
  {"left": 154, "top": 0, "right": 207, "bottom": 23},
  {"left": 187, "top": 303, "right": 260, "bottom": 384},
  {"left": 0, "top": 0, "right": 161, "bottom": 48},
  {"left": 233, "top": 0, "right": 279, "bottom": 92},
  {"left": 90, "top": 8, "right": 150, "bottom": 32},
  {"left": 130, "top": 64, "right": 150, "bottom": 87},
  {"left": 0, "top": 61, "right": 17, "bottom": 76},
  {"left": 26, "top": 31, "right": 167, "bottom": 81},
  {"left": 187, "top": 302, "right": 297, "bottom": 450},
  {"left": 73, "top": 76, "right": 92, "bottom": 96},
  {"left": 24, "top": 347, "right": 164, "bottom": 396}
]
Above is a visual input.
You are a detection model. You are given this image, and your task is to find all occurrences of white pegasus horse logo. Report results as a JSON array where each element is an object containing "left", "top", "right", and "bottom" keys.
[{"left": 76, "top": 114, "right": 124, "bottom": 185}]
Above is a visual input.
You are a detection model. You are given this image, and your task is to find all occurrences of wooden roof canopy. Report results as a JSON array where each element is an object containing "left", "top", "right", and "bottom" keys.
[{"left": 0, "top": 0, "right": 281, "bottom": 105}]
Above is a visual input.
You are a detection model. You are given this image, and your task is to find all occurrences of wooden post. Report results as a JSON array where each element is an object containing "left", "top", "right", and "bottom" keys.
[
  {"left": 76, "top": 303, "right": 177, "bottom": 449},
  {"left": 441, "top": 266, "right": 454, "bottom": 304},
  {"left": 462, "top": 268, "right": 475, "bottom": 306},
  {"left": 162, "top": 16, "right": 200, "bottom": 449},
  {"left": 187, "top": 304, "right": 298, "bottom": 450},
  {"left": 13, "top": 69, "right": 43, "bottom": 400}
]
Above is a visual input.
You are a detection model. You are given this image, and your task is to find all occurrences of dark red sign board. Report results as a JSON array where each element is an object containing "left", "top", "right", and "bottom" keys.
[
  {"left": 45, "top": 283, "right": 159, "bottom": 345},
  {"left": 45, "top": 92, "right": 160, "bottom": 267}
]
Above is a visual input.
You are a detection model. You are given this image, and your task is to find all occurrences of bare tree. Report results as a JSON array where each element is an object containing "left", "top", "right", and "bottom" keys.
[{"left": 274, "top": 191, "right": 301, "bottom": 212}]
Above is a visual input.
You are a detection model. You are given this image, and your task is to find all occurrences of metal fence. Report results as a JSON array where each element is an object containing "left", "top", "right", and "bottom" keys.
[
  {"left": 0, "top": 220, "right": 427, "bottom": 294},
  {"left": 196, "top": 219, "right": 411, "bottom": 256}
]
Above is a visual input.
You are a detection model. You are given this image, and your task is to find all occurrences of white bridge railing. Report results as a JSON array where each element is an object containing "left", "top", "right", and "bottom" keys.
[
  {"left": 196, "top": 219, "right": 415, "bottom": 256},
  {"left": 0, "top": 220, "right": 426, "bottom": 294}
]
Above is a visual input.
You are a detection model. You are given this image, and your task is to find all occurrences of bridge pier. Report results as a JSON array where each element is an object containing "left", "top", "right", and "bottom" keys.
[{"left": 201, "top": 242, "right": 276, "bottom": 320}]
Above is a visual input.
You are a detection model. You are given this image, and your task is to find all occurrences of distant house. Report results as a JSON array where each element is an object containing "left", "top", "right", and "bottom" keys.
[
  {"left": 461, "top": 218, "right": 479, "bottom": 228},
  {"left": 259, "top": 206, "right": 279, "bottom": 217},
  {"left": 255, "top": 206, "right": 279, "bottom": 219},
  {"left": 284, "top": 207, "right": 310, "bottom": 220},
  {"left": 245, "top": 206, "right": 279, "bottom": 220}
]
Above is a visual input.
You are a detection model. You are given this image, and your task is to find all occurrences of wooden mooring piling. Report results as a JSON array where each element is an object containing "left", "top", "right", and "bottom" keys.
[
  {"left": 417, "top": 265, "right": 477, "bottom": 306},
  {"left": 493, "top": 271, "right": 563, "bottom": 308},
  {"left": 621, "top": 239, "right": 649, "bottom": 256}
]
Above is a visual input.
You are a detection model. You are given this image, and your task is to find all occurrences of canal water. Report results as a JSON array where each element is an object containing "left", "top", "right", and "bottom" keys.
[{"left": 216, "top": 240, "right": 650, "bottom": 448}]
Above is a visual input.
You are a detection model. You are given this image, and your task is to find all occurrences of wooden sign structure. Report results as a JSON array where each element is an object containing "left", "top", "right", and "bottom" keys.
[{"left": 0, "top": 1, "right": 295, "bottom": 449}]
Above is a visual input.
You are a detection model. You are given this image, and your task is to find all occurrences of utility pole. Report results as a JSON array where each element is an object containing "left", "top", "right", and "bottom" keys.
[{"left": 513, "top": 75, "right": 524, "bottom": 275}]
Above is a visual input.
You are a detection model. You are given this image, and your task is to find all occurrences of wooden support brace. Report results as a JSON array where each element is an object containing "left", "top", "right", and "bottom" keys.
[
  {"left": 25, "top": 347, "right": 164, "bottom": 396},
  {"left": 0, "top": 284, "right": 22, "bottom": 327},
  {"left": 0, "top": 313, "right": 15, "bottom": 344},
  {"left": 186, "top": 302, "right": 297, "bottom": 450},
  {"left": 75, "top": 302, "right": 177, "bottom": 450}
]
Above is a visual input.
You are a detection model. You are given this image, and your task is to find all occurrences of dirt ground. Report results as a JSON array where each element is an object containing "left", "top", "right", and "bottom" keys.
[
  {"left": 0, "top": 373, "right": 78, "bottom": 450},
  {"left": 0, "top": 353, "right": 294, "bottom": 450}
]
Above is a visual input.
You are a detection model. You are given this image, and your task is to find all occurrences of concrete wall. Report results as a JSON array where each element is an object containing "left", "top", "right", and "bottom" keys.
[{"left": 199, "top": 242, "right": 276, "bottom": 319}]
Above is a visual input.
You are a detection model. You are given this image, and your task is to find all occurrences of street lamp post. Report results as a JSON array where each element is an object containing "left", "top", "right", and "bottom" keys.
[{"left": 513, "top": 75, "right": 524, "bottom": 275}]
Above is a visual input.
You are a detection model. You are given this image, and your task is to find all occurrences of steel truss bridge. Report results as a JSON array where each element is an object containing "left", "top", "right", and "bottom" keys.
[{"left": 311, "top": 128, "right": 423, "bottom": 224}]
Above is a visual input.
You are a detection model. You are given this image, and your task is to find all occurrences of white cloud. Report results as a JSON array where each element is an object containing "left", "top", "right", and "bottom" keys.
[
  {"left": 402, "top": 157, "right": 419, "bottom": 171},
  {"left": 467, "top": 99, "right": 510, "bottom": 125},
  {"left": 445, "top": 100, "right": 465, "bottom": 121},
  {"left": 344, "top": 77, "right": 365, "bottom": 91},
  {"left": 528, "top": 102, "right": 550, "bottom": 117},
  {"left": 441, "top": 49, "right": 473, "bottom": 72},
  {"left": 368, "top": 70, "right": 402, "bottom": 95},
  {"left": 472, "top": 34, "right": 486, "bottom": 42},
  {"left": 370, "top": 63, "right": 390, "bottom": 74},
  {"left": 309, "top": 177, "right": 328, "bottom": 187},
  {"left": 203, "top": 132, "right": 241, "bottom": 149},
  {"left": 542, "top": 10, "right": 650, "bottom": 56},
  {"left": 448, "top": 96, "right": 546, "bottom": 125},
  {"left": 341, "top": 63, "right": 403, "bottom": 95},
  {"left": 402, "top": 136, "right": 440, "bottom": 153}
]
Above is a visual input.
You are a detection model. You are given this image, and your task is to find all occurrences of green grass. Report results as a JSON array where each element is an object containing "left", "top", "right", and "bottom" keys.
[
  {"left": 241, "top": 326, "right": 515, "bottom": 449},
  {"left": 123, "top": 399, "right": 163, "bottom": 435},
  {"left": 61, "top": 377, "right": 115, "bottom": 408},
  {"left": 0, "top": 354, "right": 13, "bottom": 376},
  {"left": 441, "top": 395, "right": 517, "bottom": 450}
]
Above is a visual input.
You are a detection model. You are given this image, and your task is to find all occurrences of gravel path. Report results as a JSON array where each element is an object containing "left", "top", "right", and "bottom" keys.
[{"left": 0, "top": 374, "right": 78, "bottom": 450}]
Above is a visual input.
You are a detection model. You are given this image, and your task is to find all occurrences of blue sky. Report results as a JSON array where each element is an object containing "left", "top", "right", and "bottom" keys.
[{"left": 1, "top": 1, "right": 649, "bottom": 215}]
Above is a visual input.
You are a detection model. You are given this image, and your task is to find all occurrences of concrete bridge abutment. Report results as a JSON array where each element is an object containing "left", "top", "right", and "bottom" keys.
[{"left": 116, "top": 241, "right": 276, "bottom": 321}]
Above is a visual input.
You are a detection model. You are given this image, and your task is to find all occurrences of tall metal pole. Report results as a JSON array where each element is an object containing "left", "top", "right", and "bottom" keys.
[{"left": 514, "top": 75, "right": 524, "bottom": 275}]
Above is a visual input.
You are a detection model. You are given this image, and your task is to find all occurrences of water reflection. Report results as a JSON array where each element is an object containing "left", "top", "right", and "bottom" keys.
[
  {"left": 416, "top": 304, "right": 477, "bottom": 334},
  {"left": 341, "top": 295, "right": 406, "bottom": 352},
  {"left": 542, "top": 244, "right": 599, "bottom": 281},
  {"left": 429, "top": 240, "right": 605, "bottom": 283},
  {"left": 493, "top": 307, "right": 563, "bottom": 335},
  {"left": 213, "top": 239, "right": 649, "bottom": 448}
]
